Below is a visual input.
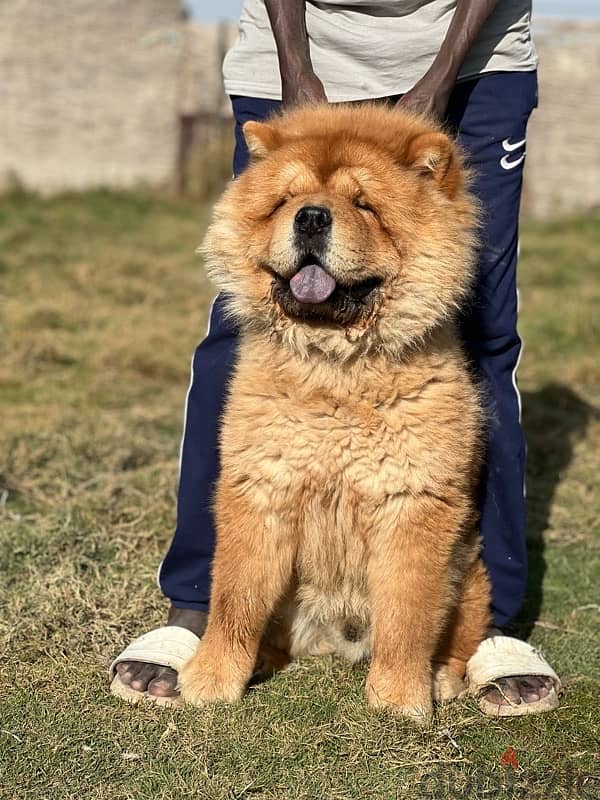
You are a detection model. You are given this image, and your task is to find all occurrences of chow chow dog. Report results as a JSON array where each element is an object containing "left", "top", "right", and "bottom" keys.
[{"left": 179, "top": 104, "right": 491, "bottom": 724}]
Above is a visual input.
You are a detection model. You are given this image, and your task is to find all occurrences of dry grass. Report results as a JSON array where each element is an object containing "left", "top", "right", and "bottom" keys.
[{"left": 0, "top": 192, "right": 598, "bottom": 799}]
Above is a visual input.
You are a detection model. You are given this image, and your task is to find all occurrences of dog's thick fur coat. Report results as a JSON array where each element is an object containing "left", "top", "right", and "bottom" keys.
[{"left": 179, "top": 104, "right": 491, "bottom": 723}]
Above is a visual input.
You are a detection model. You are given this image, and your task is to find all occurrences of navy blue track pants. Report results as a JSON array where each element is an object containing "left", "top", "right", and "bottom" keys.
[{"left": 159, "top": 71, "right": 538, "bottom": 629}]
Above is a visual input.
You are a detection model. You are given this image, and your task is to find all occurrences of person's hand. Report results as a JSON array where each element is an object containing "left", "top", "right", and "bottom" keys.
[
  {"left": 395, "top": 73, "right": 453, "bottom": 122},
  {"left": 282, "top": 69, "right": 327, "bottom": 108}
]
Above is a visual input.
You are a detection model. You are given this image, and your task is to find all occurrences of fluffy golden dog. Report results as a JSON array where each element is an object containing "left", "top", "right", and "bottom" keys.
[{"left": 179, "top": 104, "right": 491, "bottom": 724}]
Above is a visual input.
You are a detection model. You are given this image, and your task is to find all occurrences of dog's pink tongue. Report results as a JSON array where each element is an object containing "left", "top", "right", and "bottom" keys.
[{"left": 289, "top": 263, "right": 336, "bottom": 304}]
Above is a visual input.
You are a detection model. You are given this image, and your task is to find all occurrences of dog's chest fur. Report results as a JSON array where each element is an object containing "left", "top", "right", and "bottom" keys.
[{"left": 219, "top": 334, "right": 480, "bottom": 658}]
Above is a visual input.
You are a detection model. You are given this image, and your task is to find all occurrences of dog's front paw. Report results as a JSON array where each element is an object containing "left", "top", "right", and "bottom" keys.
[
  {"left": 366, "top": 667, "right": 433, "bottom": 726},
  {"left": 179, "top": 649, "right": 246, "bottom": 706}
]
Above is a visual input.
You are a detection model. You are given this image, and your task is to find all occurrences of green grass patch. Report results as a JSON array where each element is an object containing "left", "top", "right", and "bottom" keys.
[{"left": 0, "top": 192, "right": 598, "bottom": 799}]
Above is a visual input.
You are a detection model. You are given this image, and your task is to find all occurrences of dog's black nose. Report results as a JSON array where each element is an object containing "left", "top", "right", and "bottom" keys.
[{"left": 294, "top": 205, "right": 332, "bottom": 236}]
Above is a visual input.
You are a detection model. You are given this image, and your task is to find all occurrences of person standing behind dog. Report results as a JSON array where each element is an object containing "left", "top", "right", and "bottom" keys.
[{"left": 110, "top": 0, "right": 562, "bottom": 715}]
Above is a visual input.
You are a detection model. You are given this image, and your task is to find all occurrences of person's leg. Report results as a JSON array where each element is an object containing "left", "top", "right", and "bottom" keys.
[
  {"left": 446, "top": 73, "right": 534, "bottom": 628},
  {"left": 161, "top": 94, "right": 283, "bottom": 607},
  {"left": 446, "top": 72, "right": 554, "bottom": 706},
  {"left": 115, "top": 96, "right": 281, "bottom": 699}
]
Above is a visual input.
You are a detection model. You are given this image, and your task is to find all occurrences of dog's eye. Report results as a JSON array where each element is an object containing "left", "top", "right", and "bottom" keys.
[
  {"left": 355, "top": 198, "right": 376, "bottom": 215},
  {"left": 269, "top": 197, "right": 288, "bottom": 217}
]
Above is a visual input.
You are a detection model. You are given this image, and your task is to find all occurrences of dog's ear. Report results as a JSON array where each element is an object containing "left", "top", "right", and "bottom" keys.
[
  {"left": 243, "top": 121, "right": 281, "bottom": 159},
  {"left": 405, "top": 131, "right": 463, "bottom": 197}
]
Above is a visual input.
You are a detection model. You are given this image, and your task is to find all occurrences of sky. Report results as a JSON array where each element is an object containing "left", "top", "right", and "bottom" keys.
[{"left": 189, "top": 0, "right": 600, "bottom": 22}]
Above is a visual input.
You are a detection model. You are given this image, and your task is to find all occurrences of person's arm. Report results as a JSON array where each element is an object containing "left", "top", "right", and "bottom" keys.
[
  {"left": 396, "top": 0, "right": 500, "bottom": 119},
  {"left": 265, "top": 0, "right": 327, "bottom": 107}
]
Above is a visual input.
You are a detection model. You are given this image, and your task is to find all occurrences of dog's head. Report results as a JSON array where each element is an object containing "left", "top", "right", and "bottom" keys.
[{"left": 202, "top": 104, "right": 478, "bottom": 360}]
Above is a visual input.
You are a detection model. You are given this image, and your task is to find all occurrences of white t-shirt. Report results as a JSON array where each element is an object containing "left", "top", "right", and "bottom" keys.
[{"left": 223, "top": 0, "right": 537, "bottom": 102}]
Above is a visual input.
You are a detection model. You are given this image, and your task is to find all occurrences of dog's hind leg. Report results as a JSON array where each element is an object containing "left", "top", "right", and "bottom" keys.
[{"left": 179, "top": 483, "right": 296, "bottom": 706}]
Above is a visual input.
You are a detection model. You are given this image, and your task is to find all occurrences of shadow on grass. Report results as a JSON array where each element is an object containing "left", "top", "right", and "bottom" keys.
[{"left": 515, "top": 383, "right": 599, "bottom": 638}]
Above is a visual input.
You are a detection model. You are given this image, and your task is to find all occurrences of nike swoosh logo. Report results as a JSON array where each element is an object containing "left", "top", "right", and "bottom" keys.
[
  {"left": 500, "top": 153, "right": 526, "bottom": 170},
  {"left": 502, "top": 137, "right": 526, "bottom": 152}
]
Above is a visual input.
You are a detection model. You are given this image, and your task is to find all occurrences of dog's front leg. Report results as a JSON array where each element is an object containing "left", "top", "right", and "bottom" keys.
[
  {"left": 365, "top": 493, "right": 466, "bottom": 726},
  {"left": 179, "top": 483, "right": 295, "bottom": 706}
]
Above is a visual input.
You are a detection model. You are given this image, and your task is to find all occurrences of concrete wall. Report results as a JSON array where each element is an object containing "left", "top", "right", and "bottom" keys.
[
  {"left": 522, "top": 20, "right": 600, "bottom": 219},
  {"left": 179, "top": 21, "right": 237, "bottom": 117},
  {"left": 0, "top": 0, "right": 184, "bottom": 193},
  {"left": 1, "top": 7, "right": 598, "bottom": 218}
]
